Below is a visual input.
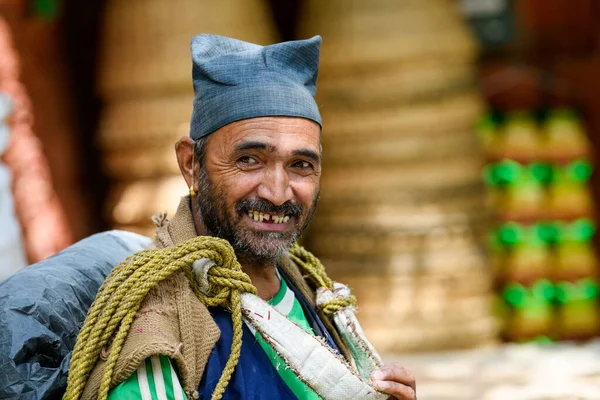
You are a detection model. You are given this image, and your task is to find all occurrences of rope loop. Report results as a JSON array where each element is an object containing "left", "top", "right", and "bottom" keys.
[
  {"left": 319, "top": 296, "right": 357, "bottom": 317},
  {"left": 289, "top": 243, "right": 355, "bottom": 317}
]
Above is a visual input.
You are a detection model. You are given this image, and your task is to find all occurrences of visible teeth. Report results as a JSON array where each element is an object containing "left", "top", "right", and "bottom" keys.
[
  {"left": 272, "top": 215, "right": 286, "bottom": 224},
  {"left": 247, "top": 211, "right": 289, "bottom": 223}
]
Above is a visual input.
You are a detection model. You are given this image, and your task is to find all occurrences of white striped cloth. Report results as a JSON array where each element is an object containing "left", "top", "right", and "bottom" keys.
[{"left": 107, "top": 355, "right": 186, "bottom": 400}]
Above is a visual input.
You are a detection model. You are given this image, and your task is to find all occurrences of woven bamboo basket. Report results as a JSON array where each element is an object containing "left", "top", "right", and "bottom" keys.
[
  {"left": 99, "top": 94, "right": 193, "bottom": 178},
  {"left": 321, "top": 91, "right": 484, "bottom": 141},
  {"left": 99, "top": 0, "right": 277, "bottom": 98},
  {"left": 323, "top": 128, "right": 482, "bottom": 167},
  {"left": 300, "top": 0, "right": 494, "bottom": 352},
  {"left": 320, "top": 158, "right": 484, "bottom": 199},
  {"left": 98, "top": 94, "right": 193, "bottom": 150},
  {"left": 103, "top": 148, "right": 181, "bottom": 180},
  {"left": 309, "top": 219, "right": 489, "bottom": 259},
  {"left": 317, "top": 60, "right": 478, "bottom": 108},
  {"left": 324, "top": 250, "right": 498, "bottom": 353},
  {"left": 299, "top": 0, "right": 477, "bottom": 71},
  {"left": 319, "top": 241, "right": 490, "bottom": 279},
  {"left": 312, "top": 190, "right": 490, "bottom": 233},
  {"left": 320, "top": 92, "right": 485, "bottom": 168}
]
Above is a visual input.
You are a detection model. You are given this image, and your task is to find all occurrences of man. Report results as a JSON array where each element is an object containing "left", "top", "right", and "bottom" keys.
[{"left": 75, "top": 34, "right": 416, "bottom": 399}]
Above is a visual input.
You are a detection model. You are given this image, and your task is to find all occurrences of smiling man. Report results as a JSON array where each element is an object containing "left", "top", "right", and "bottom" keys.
[{"left": 75, "top": 35, "right": 416, "bottom": 400}]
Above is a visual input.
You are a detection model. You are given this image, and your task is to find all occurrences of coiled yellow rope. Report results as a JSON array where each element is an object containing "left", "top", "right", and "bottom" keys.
[
  {"left": 289, "top": 243, "right": 357, "bottom": 315},
  {"left": 64, "top": 237, "right": 355, "bottom": 400}
]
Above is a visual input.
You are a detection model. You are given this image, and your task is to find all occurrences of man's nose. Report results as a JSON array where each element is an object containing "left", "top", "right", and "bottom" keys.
[{"left": 257, "top": 167, "right": 293, "bottom": 206}]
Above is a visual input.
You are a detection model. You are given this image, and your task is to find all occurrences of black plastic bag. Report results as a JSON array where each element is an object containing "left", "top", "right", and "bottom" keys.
[{"left": 0, "top": 230, "right": 151, "bottom": 400}]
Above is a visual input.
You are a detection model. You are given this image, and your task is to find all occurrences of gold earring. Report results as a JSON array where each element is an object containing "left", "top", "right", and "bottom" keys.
[{"left": 189, "top": 155, "right": 197, "bottom": 196}]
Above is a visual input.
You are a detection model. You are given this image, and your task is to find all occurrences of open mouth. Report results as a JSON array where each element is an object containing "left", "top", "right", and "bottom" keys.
[{"left": 246, "top": 210, "right": 291, "bottom": 224}]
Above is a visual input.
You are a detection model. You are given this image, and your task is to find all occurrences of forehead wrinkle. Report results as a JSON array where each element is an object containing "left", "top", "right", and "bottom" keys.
[{"left": 213, "top": 117, "right": 321, "bottom": 157}]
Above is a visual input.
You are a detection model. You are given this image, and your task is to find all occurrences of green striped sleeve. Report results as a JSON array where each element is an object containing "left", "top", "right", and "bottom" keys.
[{"left": 107, "top": 355, "right": 187, "bottom": 400}]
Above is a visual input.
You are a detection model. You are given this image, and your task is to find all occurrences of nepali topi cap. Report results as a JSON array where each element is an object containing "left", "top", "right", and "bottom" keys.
[{"left": 189, "top": 34, "right": 322, "bottom": 139}]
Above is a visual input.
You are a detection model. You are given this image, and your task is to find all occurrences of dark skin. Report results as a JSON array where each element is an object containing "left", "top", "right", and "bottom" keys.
[{"left": 175, "top": 116, "right": 416, "bottom": 400}]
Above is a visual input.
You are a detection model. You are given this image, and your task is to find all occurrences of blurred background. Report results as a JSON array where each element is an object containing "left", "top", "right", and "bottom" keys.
[{"left": 1, "top": 0, "right": 600, "bottom": 398}]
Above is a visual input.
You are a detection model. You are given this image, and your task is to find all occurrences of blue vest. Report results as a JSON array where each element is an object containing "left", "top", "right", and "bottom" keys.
[{"left": 197, "top": 269, "right": 339, "bottom": 399}]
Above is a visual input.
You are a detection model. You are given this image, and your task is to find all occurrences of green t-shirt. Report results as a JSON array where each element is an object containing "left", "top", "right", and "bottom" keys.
[{"left": 108, "top": 274, "right": 321, "bottom": 399}]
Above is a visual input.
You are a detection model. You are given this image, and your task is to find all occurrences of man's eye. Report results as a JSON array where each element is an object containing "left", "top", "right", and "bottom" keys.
[
  {"left": 238, "top": 156, "right": 258, "bottom": 165},
  {"left": 293, "top": 161, "right": 312, "bottom": 169}
]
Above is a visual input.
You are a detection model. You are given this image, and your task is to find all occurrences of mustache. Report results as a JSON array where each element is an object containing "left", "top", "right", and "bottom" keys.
[{"left": 236, "top": 198, "right": 303, "bottom": 218}]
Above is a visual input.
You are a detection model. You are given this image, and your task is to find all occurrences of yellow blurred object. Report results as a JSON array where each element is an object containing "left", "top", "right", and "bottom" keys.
[
  {"left": 496, "top": 112, "right": 542, "bottom": 160},
  {"left": 543, "top": 109, "right": 590, "bottom": 160}
]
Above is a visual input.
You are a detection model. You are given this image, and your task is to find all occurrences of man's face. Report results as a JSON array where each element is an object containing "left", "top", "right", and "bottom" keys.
[{"left": 196, "top": 116, "right": 321, "bottom": 261}]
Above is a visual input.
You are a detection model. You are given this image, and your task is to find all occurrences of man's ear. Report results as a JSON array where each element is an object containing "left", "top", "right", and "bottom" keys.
[{"left": 175, "top": 137, "right": 197, "bottom": 190}]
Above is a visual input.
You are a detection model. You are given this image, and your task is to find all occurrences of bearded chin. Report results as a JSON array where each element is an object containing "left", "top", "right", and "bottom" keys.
[
  {"left": 195, "top": 170, "right": 318, "bottom": 261},
  {"left": 196, "top": 201, "right": 298, "bottom": 261}
]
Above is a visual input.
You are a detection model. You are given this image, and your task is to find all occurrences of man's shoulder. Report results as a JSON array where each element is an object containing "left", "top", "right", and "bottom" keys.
[{"left": 82, "top": 268, "right": 220, "bottom": 400}]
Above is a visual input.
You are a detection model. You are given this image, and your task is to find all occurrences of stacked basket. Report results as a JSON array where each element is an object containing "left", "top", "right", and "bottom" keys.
[
  {"left": 300, "top": 0, "right": 498, "bottom": 352},
  {"left": 98, "top": 0, "right": 277, "bottom": 236}
]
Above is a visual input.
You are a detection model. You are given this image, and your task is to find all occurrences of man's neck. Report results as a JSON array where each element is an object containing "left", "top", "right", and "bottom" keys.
[{"left": 238, "top": 256, "right": 281, "bottom": 301}]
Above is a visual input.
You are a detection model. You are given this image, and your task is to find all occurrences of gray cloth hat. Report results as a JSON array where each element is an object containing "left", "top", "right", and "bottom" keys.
[{"left": 189, "top": 34, "right": 322, "bottom": 139}]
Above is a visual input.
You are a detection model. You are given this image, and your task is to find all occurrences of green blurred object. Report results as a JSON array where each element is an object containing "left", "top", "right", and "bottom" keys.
[
  {"left": 484, "top": 161, "right": 553, "bottom": 186},
  {"left": 558, "top": 218, "right": 596, "bottom": 242},
  {"left": 503, "top": 280, "right": 556, "bottom": 341},
  {"left": 497, "top": 222, "right": 524, "bottom": 246},
  {"left": 534, "top": 222, "right": 560, "bottom": 244},
  {"left": 533, "top": 335, "right": 554, "bottom": 344},
  {"left": 504, "top": 283, "right": 527, "bottom": 307},
  {"left": 532, "top": 279, "right": 555, "bottom": 302},
  {"left": 503, "top": 280, "right": 555, "bottom": 308},
  {"left": 565, "top": 159, "right": 593, "bottom": 183},
  {"left": 495, "top": 221, "right": 564, "bottom": 247},
  {"left": 579, "top": 278, "right": 600, "bottom": 300},
  {"left": 497, "top": 159, "right": 523, "bottom": 185},
  {"left": 529, "top": 162, "right": 553, "bottom": 184},
  {"left": 483, "top": 159, "right": 523, "bottom": 186},
  {"left": 554, "top": 279, "right": 599, "bottom": 303},
  {"left": 32, "top": 0, "right": 60, "bottom": 19},
  {"left": 555, "top": 281, "right": 571, "bottom": 304}
]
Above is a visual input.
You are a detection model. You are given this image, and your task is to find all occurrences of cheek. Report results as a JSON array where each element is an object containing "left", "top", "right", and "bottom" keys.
[
  {"left": 293, "top": 180, "right": 319, "bottom": 208},
  {"left": 212, "top": 170, "right": 262, "bottom": 205}
]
